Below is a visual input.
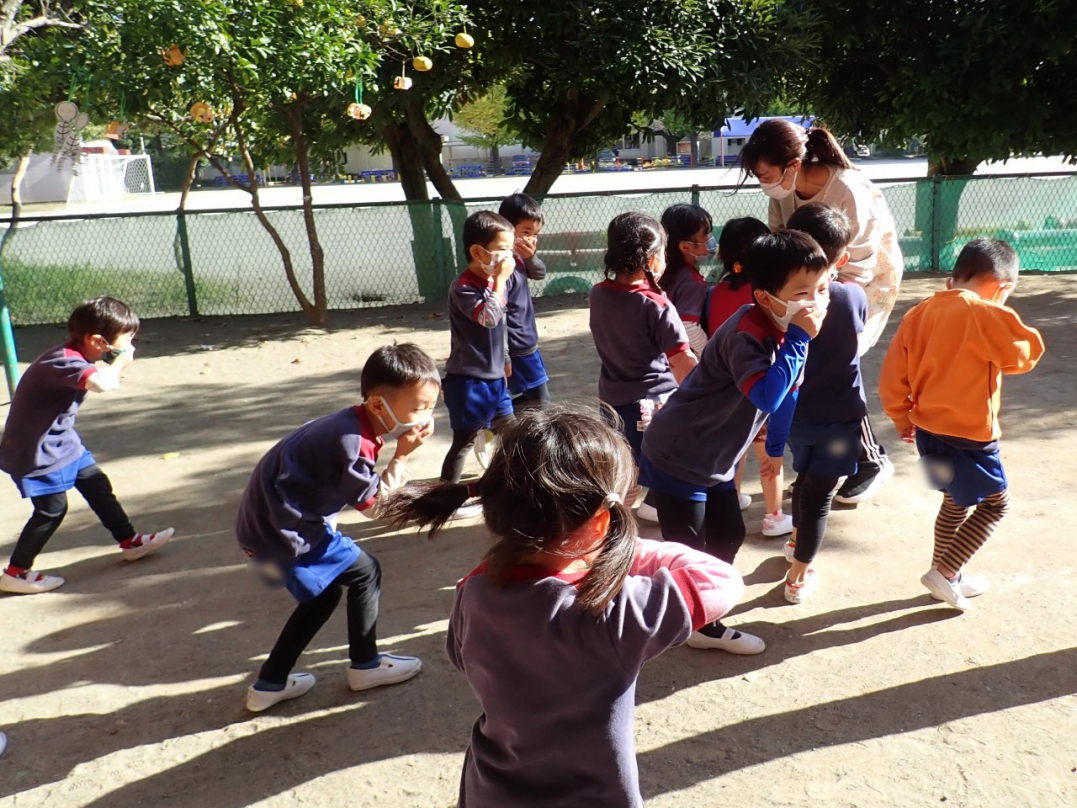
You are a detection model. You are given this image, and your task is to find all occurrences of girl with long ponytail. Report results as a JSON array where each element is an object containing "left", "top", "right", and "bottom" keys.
[{"left": 381, "top": 405, "right": 744, "bottom": 808}]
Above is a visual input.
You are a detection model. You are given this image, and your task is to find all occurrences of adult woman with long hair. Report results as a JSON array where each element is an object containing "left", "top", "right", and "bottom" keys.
[{"left": 739, "top": 119, "right": 901, "bottom": 503}]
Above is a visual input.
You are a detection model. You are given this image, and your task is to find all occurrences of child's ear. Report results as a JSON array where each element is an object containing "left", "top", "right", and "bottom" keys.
[
  {"left": 753, "top": 288, "right": 771, "bottom": 309},
  {"left": 945, "top": 277, "right": 954, "bottom": 290},
  {"left": 835, "top": 251, "right": 850, "bottom": 269},
  {"left": 592, "top": 508, "right": 611, "bottom": 538}
]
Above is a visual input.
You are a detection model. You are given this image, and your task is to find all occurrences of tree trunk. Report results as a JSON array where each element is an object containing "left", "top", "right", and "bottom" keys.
[
  {"left": 690, "top": 137, "right": 699, "bottom": 167},
  {"left": 382, "top": 118, "right": 446, "bottom": 301},
  {"left": 404, "top": 100, "right": 462, "bottom": 202},
  {"left": 289, "top": 104, "right": 328, "bottom": 326},
  {"left": 917, "top": 149, "right": 979, "bottom": 272},
  {"left": 524, "top": 92, "right": 609, "bottom": 196},
  {"left": 382, "top": 120, "right": 430, "bottom": 201},
  {"left": 177, "top": 154, "right": 200, "bottom": 210},
  {"left": 490, "top": 144, "right": 501, "bottom": 176}
]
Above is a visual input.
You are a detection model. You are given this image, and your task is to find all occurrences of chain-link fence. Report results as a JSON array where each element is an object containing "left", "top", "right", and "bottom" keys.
[{"left": 3, "top": 171, "right": 1076, "bottom": 326}]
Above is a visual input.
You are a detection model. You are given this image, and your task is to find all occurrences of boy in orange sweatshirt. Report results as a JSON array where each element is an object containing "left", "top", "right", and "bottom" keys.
[{"left": 879, "top": 239, "right": 1044, "bottom": 610}]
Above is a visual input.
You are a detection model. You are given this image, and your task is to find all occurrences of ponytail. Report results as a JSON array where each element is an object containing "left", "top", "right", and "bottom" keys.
[
  {"left": 380, "top": 479, "right": 474, "bottom": 540},
  {"left": 604, "top": 212, "right": 666, "bottom": 293},
  {"left": 574, "top": 496, "right": 637, "bottom": 613},
  {"left": 805, "top": 128, "right": 853, "bottom": 170},
  {"left": 740, "top": 119, "right": 854, "bottom": 179}
]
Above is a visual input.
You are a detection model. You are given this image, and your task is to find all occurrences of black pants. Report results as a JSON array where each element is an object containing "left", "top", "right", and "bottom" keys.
[
  {"left": 790, "top": 473, "right": 840, "bottom": 564},
  {"left": 9, "top": 464, "right": 134, "bottom": 570},
  {"left": 259, "top": 550, "right": 382, "bottom": 685},
  {"left": 840, "top": 416, "right": 888, "bottom": 489},
  {"left": 440, "top": 414, "right": 514, "bottom": 483},
  {"left": 654, "top": 488, "right": 745, "bottom": 564},
  {"left": 512, "top": 382, "right": 550, "bottom": 412}
]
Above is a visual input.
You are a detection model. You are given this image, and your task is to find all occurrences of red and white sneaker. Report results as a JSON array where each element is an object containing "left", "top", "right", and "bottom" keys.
[
  {"left": 784, "top": 569, "right": 820, "bottom": 604},
  {"left": 120, "top": 528, "right": 174, "bottom": 561},
  {"left": 0, "top": 569, "right": 65, "bottom": 594}
]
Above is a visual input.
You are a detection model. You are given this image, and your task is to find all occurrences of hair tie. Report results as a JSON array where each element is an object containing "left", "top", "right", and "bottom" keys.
[
  {"left": 605, "top": 492, "right": 623, "bottom": 508},
  {"left": 467, "top": 481, "right": 481, "bottom": 498},
  {"left": 732, "top": 262, "right": 743, "bottom": 274}
]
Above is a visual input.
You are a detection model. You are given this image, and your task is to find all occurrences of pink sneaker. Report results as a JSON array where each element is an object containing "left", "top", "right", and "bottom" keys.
[{"left": 762, "top": 511, "right": 793, "bottom": 537}]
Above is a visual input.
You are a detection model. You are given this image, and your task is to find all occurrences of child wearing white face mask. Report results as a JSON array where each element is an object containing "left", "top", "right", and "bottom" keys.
[
  {"left": 660, "top": 204, "right": 717, "bottom": 359},
  {"left": 639, "top": 231, "right": 829, "bottom": 654},
  {"left": 235, "top": 343, "right": 440, "bottom": 712},
  {"left": 441, "top": 211, "right": 518, "bottom": 488}
]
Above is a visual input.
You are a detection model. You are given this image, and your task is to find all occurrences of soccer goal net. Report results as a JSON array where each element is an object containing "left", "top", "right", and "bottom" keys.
[{"left": 67, "top": 154, "right": 156, "bottom": 206}]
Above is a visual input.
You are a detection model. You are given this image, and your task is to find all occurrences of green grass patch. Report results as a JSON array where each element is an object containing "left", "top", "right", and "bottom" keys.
[{"left": 0, "top": 258, "right": 238, "bottom": 325}]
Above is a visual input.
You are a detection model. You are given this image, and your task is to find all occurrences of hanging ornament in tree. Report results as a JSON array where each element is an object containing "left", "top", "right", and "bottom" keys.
[
  {"left": 455, "top": 30, "right": 474, "bottom": 49},
  {"left": 393, "top": 62, "right": 412, "bottom": 90},
  {"left": 413, "top": 56, "right": 433, "bottom": 72},
  {"left": 347, "top": 77, "right": 372, "bottom": 120},
  {"left": 380, "top": 21, "right": 400, "bottom": 38},
  {"left": 162, "top": 45, "right": 186, "bottom": 66},
  {"left": 52, "top": 100, "right": 89, "bottom": 173},
  {"left": 190, "top": 102, "right": 215, "bottom": 123},
  {"left": 106, "top": 120, "right": 128, "bottom": 138},
  {"left": 355, "top": 15, "right": 367, "bottom": 28}
]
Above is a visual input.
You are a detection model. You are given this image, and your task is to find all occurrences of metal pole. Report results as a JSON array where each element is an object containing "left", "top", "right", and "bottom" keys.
[
  {"left": 176, "top": 210, "right": 199, "bottom": 316},
  {"left": 0, "top": 260, "right": 18, "bottom": 399}
]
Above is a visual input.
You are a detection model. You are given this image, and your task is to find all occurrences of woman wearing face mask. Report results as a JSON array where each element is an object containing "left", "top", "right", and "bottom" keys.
[
  {"left": 740, "top": 119, "right": 901, "bottom": 504},
  {"left": 660, "top": 204, "right": 718, "bottom": 359}
]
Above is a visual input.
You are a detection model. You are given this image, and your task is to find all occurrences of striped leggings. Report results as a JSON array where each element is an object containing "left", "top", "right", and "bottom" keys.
[{"left": 933, "top": 490, "right": 1010, "bottom": 574}]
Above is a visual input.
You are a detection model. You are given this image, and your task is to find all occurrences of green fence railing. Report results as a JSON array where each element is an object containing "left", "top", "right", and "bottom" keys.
[{"left": 2, "top": 171, "right": 1077, "bottom": 329}]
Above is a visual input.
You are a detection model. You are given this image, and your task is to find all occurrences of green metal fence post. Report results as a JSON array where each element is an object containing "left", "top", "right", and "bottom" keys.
[
  {"left": 691, "top": 184, "right": 700, "bottom": 207},
  {"left": 0, "top": 262, "right": 18, "bottom": 398},
  {"left": 930, "top": 174, "right": 942, "bottom": 271},
  {"left": 432, "top": 197, "right": 448, "bottom": 290},
  {"left": 176, "top": 210, "right": 199, "bottom": 316}
]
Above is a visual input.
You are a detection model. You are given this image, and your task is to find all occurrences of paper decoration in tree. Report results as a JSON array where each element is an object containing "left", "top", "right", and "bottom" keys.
[
  {"left": 190, "top": 102, "right": 215, "bottom": 123},
  {"left": 106, "top": 120, "right": 128, "bottom": 138},
  {"left": 347, "top": 78, "right": 371, "bottom": 120},
  {"left": 393, "top": 63, "right": 412, "bottom": 90},
  {"left": 52, "top": 101, "right": 89, "bottom": 174},
  {"left": 162, "top": 45, "right": 186, "bottom": 66}
]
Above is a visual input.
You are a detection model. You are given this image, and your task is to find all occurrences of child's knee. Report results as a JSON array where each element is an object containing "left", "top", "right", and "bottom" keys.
[
  {"left": 32, "top": 494, "right": 68, "bottom": 522},
  {"left": 980, "top": 490, "right": 1010, "bottom": 519}
]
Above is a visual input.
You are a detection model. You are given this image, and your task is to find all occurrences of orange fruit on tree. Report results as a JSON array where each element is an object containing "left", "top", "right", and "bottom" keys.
[
  {"left": 413, "top": 56, "right": 433, "bottom": 72},
  {"left": 454, "top": 32, "right": 474, "bottom": 49}
]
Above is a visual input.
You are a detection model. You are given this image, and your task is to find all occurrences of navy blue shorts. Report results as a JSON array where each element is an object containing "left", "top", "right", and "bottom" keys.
[
  {"left": 607, "top": 402, "right": 648, "bottom": 464},
  {"left": 639, "top": 454, "right": 736, "bottom": 502},
  {"left": 508, "top": 350, "right": 549, "bottom": 396},
  {"left": 443, "top": 374, "right": 514, "bottom": 432},
  {"left": 789, "top": 420, "right": 861, "bottom": 478},
  {"left": 11, "top": 450, "right": 96, "bottom": 498},
  {"left": 916, "top": 428, "right": 1007, "bottom": 508}
]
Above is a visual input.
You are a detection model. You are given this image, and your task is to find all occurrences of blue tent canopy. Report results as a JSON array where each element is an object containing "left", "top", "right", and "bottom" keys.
[{"left": 714, "top": 116, "right": 814, "bottom": 138}]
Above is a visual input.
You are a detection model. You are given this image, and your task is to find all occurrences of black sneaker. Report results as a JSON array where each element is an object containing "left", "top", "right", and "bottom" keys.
[{"left": 834, "top": 458, "right": 894, "bottom": 504}]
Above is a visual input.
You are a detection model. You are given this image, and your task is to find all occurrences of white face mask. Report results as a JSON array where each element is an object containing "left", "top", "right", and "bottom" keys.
[
  {"left": 760, "top": 165, "right": 798, "bottom": 200},
  {"left": 479, "top": 248, "right": 513, "bottom": 275},
  {"left": 765, "top": 292, "right": 828, "bottom": 331},
  {"left": 379, "top": 397, "right": 433, "bottom": 438}
]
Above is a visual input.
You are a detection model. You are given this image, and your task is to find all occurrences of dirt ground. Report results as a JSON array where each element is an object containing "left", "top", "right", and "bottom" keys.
[{"left": 1, "top": 276, "right": 1075, "bottom": 807}]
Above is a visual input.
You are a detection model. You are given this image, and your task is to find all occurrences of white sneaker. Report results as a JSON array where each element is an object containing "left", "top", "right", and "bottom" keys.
[
  {"left": 449, "top": 501, "right": 483, "bottom": 521},
  {"left": 929, "top": 571, "right": 988, "bottom": 601},
  {"left": 834, "top": 457, "right": 895, "bottom": 504},
  {"left": 121, "top": 528, "right": 174, "bottom": 561},
  {"left": 346, "top": 654, "right": 422, "bottom": 691},
  {"left": 685, "top": 627, "right": 765, "bottom": 655},
  {"left": 762, "top": 511, "right": 793, "bottom": 537},
  {"left": 784, "top": 569, "right": 820, "bottom": 604},
  {"left": 921, "top": 568, "right": 970, "bottom": 611},
  {"left": 783, "top": 540, "right": 796, "bottom": 563},
  {"left": 0, "top": 570, "right": 65, "bottom": 594},
  {"left": 246, "top": 672, "right": 316, "bottom": 712},
  {"left": 738, "top": 493, "right": 751, "bottom": 511},
  {"left": 473, "top": 429, "right": 495, "bottom": 470},
  {"left": 636, "top": 501, "right": 660, "bottom": 523}
]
